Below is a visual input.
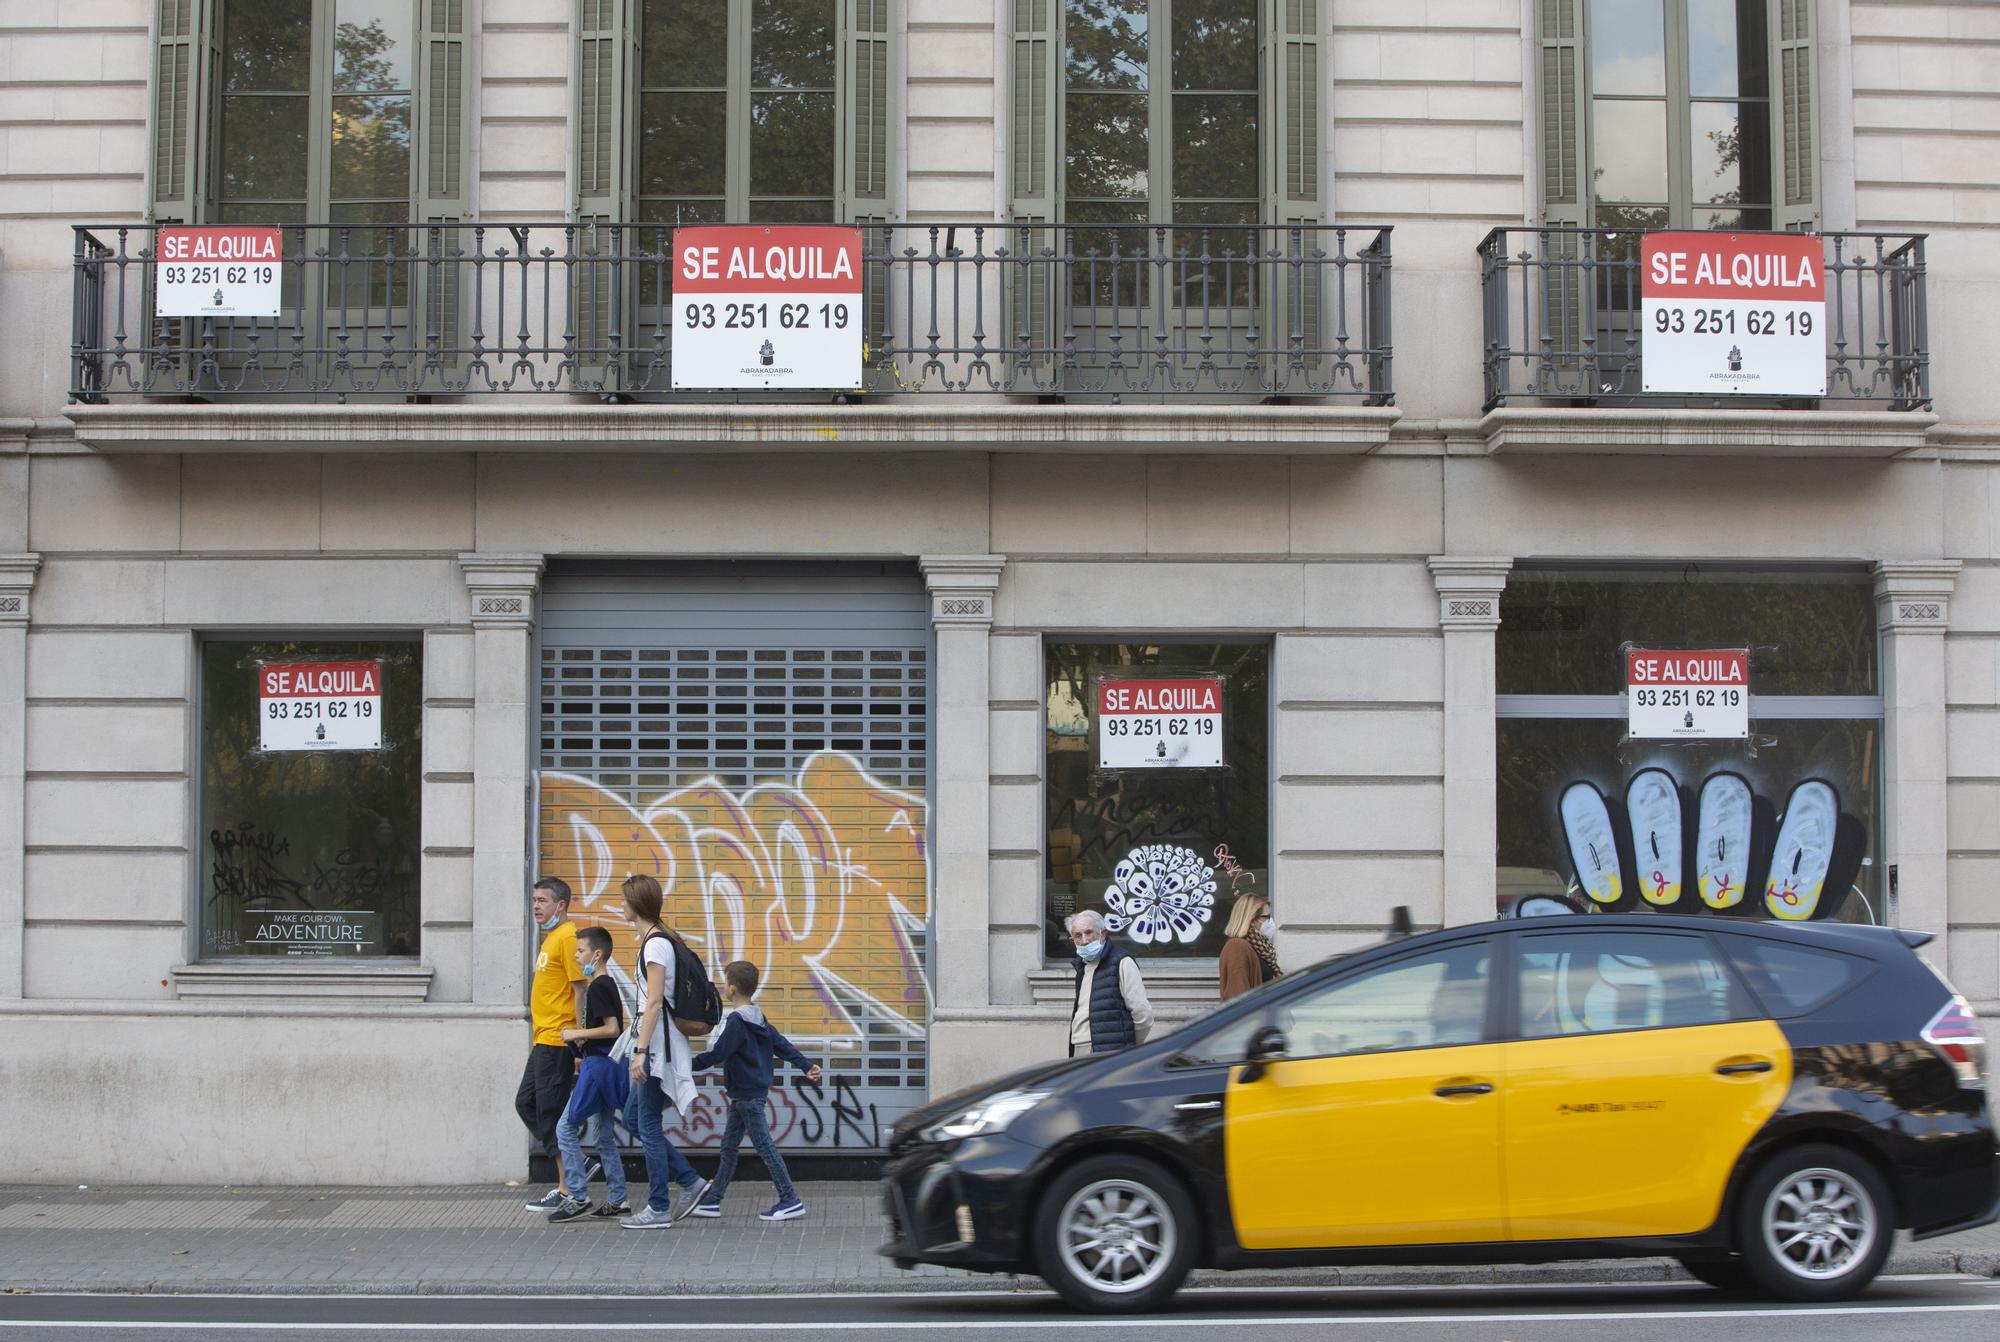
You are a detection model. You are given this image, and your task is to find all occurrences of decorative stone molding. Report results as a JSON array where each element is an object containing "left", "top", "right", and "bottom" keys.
[
  {"left": 170, "top": 961, "right": 435, "bottom": 1003},
  {"left": 1025, "top": 966, "right": 1220, "bottom": 1025},
  {"left": 458, "top": 553, "right": 546, "bottom": 631},
  {"left": 1873, "top": 561, "right": 1959, "bottom": 633},
  {"left": 1428, "top": 557, "right": 1513, "bottom": 631},
  {"left": 0, "top": 554, "right": 40, "bottom": 625},
  {"left": 921, "top": 555, "right": 1005, "bottom": 628},
  {"left": 1477, "top": 408, "right": 1937, "bottom": 458}
]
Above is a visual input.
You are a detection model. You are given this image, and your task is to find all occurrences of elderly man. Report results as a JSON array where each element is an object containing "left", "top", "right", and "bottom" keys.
[{"left": 1066, "top": 909, "right": 1154, "bottom": 1057}]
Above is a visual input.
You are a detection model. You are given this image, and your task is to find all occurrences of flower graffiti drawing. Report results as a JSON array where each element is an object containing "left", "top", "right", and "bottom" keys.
[{"left": 1104, "top": 844, "right": 1218, "bottom": 945}]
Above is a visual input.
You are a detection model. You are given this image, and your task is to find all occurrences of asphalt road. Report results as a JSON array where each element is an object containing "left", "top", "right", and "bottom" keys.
[{"left": 2, "top": 1276, "right": 1999, "bottom": 1340}]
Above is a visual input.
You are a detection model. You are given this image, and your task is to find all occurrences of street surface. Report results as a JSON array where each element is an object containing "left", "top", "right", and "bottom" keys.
[{"left": 2, "top": 1278, "right": 2000, "bottom": 1339}]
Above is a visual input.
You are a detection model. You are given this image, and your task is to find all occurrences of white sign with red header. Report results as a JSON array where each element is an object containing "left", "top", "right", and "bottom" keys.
[
  {"left": 155, "top": 226, "right": 283, "bottom": 317},
  {"left": 1097, "top": 678, "right": 1225, "bottom": 769},
  {"left": 671, "top": 225, "right": 863, "bottom": 390},
  {"left": 1641, "top": 232, "right": 1825, "bottom": 396},
  {"left": 259, "top": 661, "right": 383, "bottom": 752},
  {"left": 1626, "top": 649, "right": 1749, "bottom": 740}
]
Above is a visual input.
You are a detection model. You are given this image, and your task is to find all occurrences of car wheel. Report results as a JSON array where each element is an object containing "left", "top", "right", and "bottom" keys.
[
  {"left": 1676, "top": 1255, "right": 1754, "bottom": 1292},
  {"left": 1735, "top": 1144, "right": 1893, "bottom": 1301},
  {"left": 1033, "top": 1154, "right": 1196, "bottom": 1313}
]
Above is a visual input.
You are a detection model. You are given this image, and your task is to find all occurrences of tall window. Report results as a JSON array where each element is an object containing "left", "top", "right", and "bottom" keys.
[{"left": 1539, "top": 0, "right": 1816, "bottom": 232}]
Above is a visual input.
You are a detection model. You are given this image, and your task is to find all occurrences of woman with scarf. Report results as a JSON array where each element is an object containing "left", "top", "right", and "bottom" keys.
[{"left": 1218, "top": 894, "right": 1281, "bottom": 1000}]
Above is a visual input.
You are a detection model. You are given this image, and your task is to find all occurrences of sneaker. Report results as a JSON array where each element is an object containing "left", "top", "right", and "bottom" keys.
[
  {"left": 621, "top": 1205, "right": 674, "bottom": 1230},
  {"left": 523, "top": 1188, "right": 564, "bottom": 1212},
  {"left": 591, "top": 1201, "right": 630, "bottom": 1219},
  {"left": 758, "top": 1199, "right": 807, "bottom": 1223},
  {"left": 669, "top": 1177, "right": 711, "bottom": 1223},
  {"left": 546, "top": 1196, "right": 593, "bottom": 1224},
  {"left": 690, "top": 1201, "right": 722, "bottom": 1219}
]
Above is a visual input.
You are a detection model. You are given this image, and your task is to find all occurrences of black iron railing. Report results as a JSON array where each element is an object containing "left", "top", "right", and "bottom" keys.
[
  {"left": 70, "top": 222, "right": 1393, "bottom": 404},
  {"left": 1479, "top": 228, "right": 1929, "bottom": 412}
]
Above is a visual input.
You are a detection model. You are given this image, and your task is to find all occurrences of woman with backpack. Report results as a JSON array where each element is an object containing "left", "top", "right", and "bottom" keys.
[{"left": 619, "top": 873, "right": 712, "bottom": 1228}]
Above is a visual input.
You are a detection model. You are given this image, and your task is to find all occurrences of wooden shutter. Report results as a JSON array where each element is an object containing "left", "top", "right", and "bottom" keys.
[
  {"left": 575, "top": 0, "right": 639, "bottom": 391},
  {"left": 1267, "top": 0, "right": 1325, "bottom": 227},
  {"left": 1008, "top": 0, "right": 1062, "bottom": 391},
  {"left": 843, "top": 0, "right": 893, "bottom": 221},
  {"left": 1770, "top": 0, "right": 1818, "bottom": 231},
  {"left": 416, "top": 0, "right": 469, "bottom": 373},
  {"left": 1537, "top": 0, "right": 1586, "bottom": 227},
  {"left": 150, "top": 0, "right": 216, "bottom": 223}
]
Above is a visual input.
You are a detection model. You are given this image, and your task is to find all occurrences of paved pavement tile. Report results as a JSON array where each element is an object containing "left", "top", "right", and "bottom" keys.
[{"left": 0, "top": 1183, "right": 1992, "bottom": 1296}]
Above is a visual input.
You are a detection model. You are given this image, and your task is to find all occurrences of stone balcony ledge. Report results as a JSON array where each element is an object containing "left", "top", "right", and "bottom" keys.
[{"left": 1472, "top": 407, "right": 1939, "bottom": 458}]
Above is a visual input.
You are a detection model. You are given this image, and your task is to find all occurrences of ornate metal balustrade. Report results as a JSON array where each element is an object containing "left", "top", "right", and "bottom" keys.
[
  {"left": 1479, "top": 228, "right": 1929, "bottom": 412},
  {"left": 71, "top": 222, "right": 1393, "bottom": 404}
]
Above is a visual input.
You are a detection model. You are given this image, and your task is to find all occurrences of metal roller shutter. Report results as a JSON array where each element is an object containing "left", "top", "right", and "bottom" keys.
[{"left": 536, "top": 561, "right": 931, "bottom": 1152}]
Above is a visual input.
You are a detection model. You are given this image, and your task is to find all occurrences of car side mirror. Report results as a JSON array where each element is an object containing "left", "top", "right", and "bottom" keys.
[{"left": 1237, "top": 1025, "right": 1288, "bottom": 1084}]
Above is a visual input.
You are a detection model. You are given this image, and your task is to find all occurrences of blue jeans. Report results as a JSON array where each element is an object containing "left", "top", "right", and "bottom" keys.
[
  {"left": 707, "top": 1095, "right": 796, "bottom": 1206},
  {"left": 556, "top": 1098, "right": 628, "bottom": 1208},
  {"left": 634, "top": 1072, "right": 700, "bottom": 1215}
]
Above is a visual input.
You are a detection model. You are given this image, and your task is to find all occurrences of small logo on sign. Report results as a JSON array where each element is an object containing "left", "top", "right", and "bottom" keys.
[
  {"left": 315, "top": 723, "right": 326, "bottom": 741},
  {"left": 1727, "top": 344, "right": 1743, "bottom": 372},
  {"left": 760, "top": 339, "right": 775, "bottom": 366},
  {"left": 213, "top": 289, "right": 225, "bottom": 307}
]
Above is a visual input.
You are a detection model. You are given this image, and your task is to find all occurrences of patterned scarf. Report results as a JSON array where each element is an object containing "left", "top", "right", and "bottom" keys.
[{"left": 1246, "top": 927, "right": 1282, "bottom": 979}]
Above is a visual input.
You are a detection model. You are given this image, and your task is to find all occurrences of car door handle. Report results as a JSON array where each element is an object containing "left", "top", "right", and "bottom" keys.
[
  {"left": 1173, "top": 1100, "right": 1222, "bottom": 1112},
  {"left": 1714, "top": 1060, "right": 1774, "bottom": 1075},
  {"left": 1433, "top": 1082, "right": 1495, "bottom": 1097}
]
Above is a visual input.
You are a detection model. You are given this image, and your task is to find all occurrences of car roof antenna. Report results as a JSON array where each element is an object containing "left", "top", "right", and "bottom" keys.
[{"left": 1388, "top": 906, "right": 1414, "bottom": 940}]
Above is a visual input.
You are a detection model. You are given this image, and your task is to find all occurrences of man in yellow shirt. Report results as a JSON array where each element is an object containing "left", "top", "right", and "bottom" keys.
[{"left": 519, "top": 877, "right": 588, "bottom": 1212}]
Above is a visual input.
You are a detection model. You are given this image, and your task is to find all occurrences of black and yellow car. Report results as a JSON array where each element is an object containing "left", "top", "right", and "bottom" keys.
[{"left": 880, "top": 914, "right": 1997, "bottom": 1312}]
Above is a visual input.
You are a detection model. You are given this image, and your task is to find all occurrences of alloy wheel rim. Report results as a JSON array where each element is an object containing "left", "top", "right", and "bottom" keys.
[
  {"left": 1056, "top": 1178, "right": 1176, "bottom": 1294},
  {"left": 1761, "top": 1167, "right": 1876, "bottom": 1280}
]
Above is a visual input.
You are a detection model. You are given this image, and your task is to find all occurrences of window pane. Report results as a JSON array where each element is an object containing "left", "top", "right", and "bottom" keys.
[
  {"left": 1692, "top": 99, "right": 1771, "bottom": 206},
  {"left": 752, "top": 0, "right": 837, "bottom": 89},
  {"left": 1173, "top": 93, "right": 1257, "bottom": 200},
  {"left": 330, "top": 93, "right": 411, "bottom": 201},
  {"left": 219, "top": 95, "right": 311, "bottom": 200},
  {"left": 750, "top": 198, "right": 836, "bottom": 222},
  {"left": 1695, "top": 206, "right": 1773, "bottom": 230},
  {"left": 1518, "top": 931, "right": 1740, "bottom": 1037},
  {"left": 748, "top": 91, "right": 836, "bottom": 196},
  {"left": 1496, "top": 718, "right": 1884, "bottom": 926},
  {"left": 223, "top": 0, "right": 312, "bottom": 93},
  {"left": 1065, "top": 92, "right": 1149, "bottom": 199},
  {"left": 325, "top": 209, "right": 411, "bottom": 306},
  {"left": 1280, "top": 942, "right": 1491, "bottom": 1057},
  {"left": 1591, "top": 99, "right": 1668, "bottom": 203},
  {"left": 199, "top": 640, "right": 421, "bottom": 960},
  {"left": 640, "top": 92, "right": 728, "bottom": 196},
  {"left": 643, "top": 0, "right": 728, "bottom": 88},
  {"left": 1065, "top": 199, "right": 1153, "bottom": 305},
  {"left": 1067, "top": 0, "right": 1149, "bottom": 91},
  {"left": 1044, "top": 643, "right": 1269, "bottom": 963},
  {"left": 1171, "top": 0, "right": 1258, "bottom": 91},
  {"left": 640, "top": 198, "right": 726, "bottom": 226},
  {"left": 1726, "top": 940, "right": 1871, "bottom": 1015},
  {"left": 1687, "top": 0, "right": 1769, "bottom": 99},
  {"left": 1499, "top": 572, "right": 1879, "bottom": 696},
  {"left": 333, "top": 0, "right": 412, "bottom": 94},
  {"left": 1589, "top": 0, "right": 1665, "bottom": 96}
]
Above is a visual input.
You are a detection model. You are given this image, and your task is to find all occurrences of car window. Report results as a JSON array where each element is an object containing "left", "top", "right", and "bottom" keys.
[
  {"left": 1172, "top": 1011, "right": 1269, "bottom": 1068},
  {"left": 1725, "top": 939, "right": 1871, "bottom": 1016},
  {"left": 1272, "top": 941, "right": 1493, "bottom": 1060},
  {"left": 1517, "top": 931, "right": 1745, "bottom": 1039}
]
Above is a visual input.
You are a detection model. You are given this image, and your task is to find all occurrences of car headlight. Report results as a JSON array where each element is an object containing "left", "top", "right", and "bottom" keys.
[{"left": 924, "top": 1089, "right": 1049, "bottom": 1142}]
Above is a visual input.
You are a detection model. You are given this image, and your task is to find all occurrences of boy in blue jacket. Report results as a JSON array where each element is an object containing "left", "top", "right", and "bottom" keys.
[{"left": 690, "top": 960, "right": 822, "bottom": 1222}]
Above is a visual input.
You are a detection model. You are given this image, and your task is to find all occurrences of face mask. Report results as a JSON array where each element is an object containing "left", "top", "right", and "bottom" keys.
[
  {"left": 1257, "top": 919, "right": 1275, "bottom": 939},
  {"left": 537, "top": 913, "right": 561, "bottom": 931},
  {"left": 580, "top": 960, "right": 597, "bottom": 977},
  {"left": 1076, "top": 939, "right": 1106, "bottom": 963}
]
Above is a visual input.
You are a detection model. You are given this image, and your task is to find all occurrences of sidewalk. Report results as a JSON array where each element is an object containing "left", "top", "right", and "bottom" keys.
[{"left": 0, "top": 1183, "right": 1994, "bottom": 1296}]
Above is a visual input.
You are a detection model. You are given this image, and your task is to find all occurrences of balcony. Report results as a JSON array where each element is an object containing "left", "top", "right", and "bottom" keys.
[
  {"left": 1476, "top": 227, "right": 1933, "bottom": 457},
  {"left": 69, "top": 223, "right": 1394, "bottom": 454}
]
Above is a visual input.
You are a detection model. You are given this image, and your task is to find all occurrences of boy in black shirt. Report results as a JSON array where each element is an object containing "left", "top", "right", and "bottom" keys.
[{"left": 549, "top": 926, "right": 631, "bottom": 1223}]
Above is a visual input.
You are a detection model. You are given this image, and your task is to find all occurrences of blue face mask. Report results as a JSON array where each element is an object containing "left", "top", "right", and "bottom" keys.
[
  {"left": 580, "top": 959, "right": 597, "bottom": 977},
  {"left": 1076, "top": 939, "right": 1106, "bottom": 963},
  {"left": 537, "top": 913, "right": 561, "bottom": 932}
]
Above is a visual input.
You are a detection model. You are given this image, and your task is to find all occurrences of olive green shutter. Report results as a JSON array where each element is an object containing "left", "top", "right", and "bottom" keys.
[
  {"left": 1009, "top": 0, "right": 1061, "bottom": 391},
  {"left": 1536, "top": 0, "right": 1589, "bottom": 391},
  {"left": 575, "top": 0, "right": 639, "bottom": 390},
  {"left": 1770, "top": 0, "right": 1818, "bottom": 232},
  {"left": 843, "top": 1, "right": 893, "bottom": 386},
  {"left": 416, "top": 0, "right": 469, "bottom": 371},
  {"left": 1268, "top": 1, "right": 1326, "bottom": 387},
  {"left": 150, "top": 0, "right": 216, "bottom": 224}
]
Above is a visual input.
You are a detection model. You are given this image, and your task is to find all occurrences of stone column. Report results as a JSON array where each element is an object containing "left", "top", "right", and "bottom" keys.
[
  {"left": 1429, "top": 557, "right": 1512, "bottom": 930},
  {"left": 921, "top": 555, "right": 1005, "bottom": 1012},
  {"left": 1875, "top": 562, "right": 1958, "bottom": 964},
  {"left": 459, "top": 554, "right": 546, "bottom": 1007},
  {"left": 0, "top": 555, "right": 38, "bottom": 1000}
]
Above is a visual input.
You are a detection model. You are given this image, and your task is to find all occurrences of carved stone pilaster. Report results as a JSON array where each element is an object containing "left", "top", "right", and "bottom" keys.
[
  {"left": 0, "top": 554, "right": 39, "bottom": 625},
  {"left": 459, "top": 553, "right": 545, "bottom": 630},
  {"left": 920, "top": 555, "right": 1004, "bottom": 627},
  {"left": 1873, "top": 561, "right": 1958, "bottom": 634}
]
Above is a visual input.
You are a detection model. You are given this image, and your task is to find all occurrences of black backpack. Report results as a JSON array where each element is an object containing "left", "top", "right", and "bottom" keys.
[{"left": 642, "top": 929, "right": 722, "bottom": 1037}]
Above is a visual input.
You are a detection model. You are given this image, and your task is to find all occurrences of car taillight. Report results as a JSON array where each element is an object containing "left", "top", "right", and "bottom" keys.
[{"left": 1921, "top": 995, "right": 1989, "bottom": 1088}]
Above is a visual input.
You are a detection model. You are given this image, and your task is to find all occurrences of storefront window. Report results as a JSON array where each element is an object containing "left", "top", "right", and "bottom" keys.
[
  {"left": 1044, "top": 642, "right": 1269, "bottom": 962},
  {"left": 1497, "top": 568, "right": 1882, "bottom": 927},
  {"left": 198, "top": 639, "right": 422, "bottom": 959}
]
